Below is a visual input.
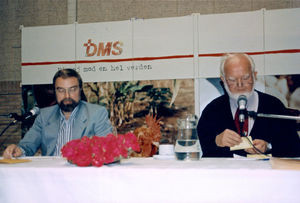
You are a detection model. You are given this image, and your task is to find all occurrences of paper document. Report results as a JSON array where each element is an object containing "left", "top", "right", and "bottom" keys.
[{"left": 230, "top": 136, "right": 253, "bottom": 151}]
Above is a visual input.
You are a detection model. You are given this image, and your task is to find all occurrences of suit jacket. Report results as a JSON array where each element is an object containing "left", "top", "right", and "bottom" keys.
[
  {"left": 19, "top": 101, "right": 113, "bottom": 156},
  {"left": 197, "top": 91, "right": 300, "bottom": 157}
]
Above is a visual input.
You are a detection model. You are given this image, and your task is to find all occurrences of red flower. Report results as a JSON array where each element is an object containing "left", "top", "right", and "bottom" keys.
[
  {"left": 124, "top": 132, "right": 140, "bottom": 151},
  {"left": 61, "top": 132, "right": 140, "bottom": 167}
]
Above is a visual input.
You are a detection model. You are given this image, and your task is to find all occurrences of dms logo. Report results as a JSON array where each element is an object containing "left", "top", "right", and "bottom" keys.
[{"left": 84, "top": 39, "right": 123, "bottom": 57}]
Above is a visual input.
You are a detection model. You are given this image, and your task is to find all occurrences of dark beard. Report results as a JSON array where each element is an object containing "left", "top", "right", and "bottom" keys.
[{"left": 58, "top": 98, "right": 79, "bottom": 112}]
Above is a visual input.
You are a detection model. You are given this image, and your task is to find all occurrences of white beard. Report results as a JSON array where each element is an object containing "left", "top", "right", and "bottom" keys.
[{"left": 223, "top": 81, "right": 255, "bottom": 102}]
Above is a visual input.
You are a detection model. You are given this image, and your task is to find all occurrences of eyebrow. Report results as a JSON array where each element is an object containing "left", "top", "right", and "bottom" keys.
[
  {"left": 56, "top": 85, "right": 79, "bottom": 89},
  {"left": 227, "top": 74, "right": 250, "bottom": 79}
]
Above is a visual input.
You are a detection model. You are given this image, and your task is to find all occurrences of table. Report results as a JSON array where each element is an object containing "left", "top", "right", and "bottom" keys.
[{"left": 0, "top": 157, "right": 299, "bottom": 203}]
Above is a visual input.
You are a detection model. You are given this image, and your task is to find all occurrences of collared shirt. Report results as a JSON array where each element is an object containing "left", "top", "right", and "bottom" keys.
[
  {"left": 229, "top": 91, "right": 259, "bottom": 135},
  {"left": 54, "top": 106, "right": 79, "bottom": 156}
]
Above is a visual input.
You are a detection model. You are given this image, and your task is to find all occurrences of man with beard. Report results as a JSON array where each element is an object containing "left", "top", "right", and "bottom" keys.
[
  {"left": 197, "top": 53, "right": 300, "bottom": 157},
  {"left": 3, "top": 69, "right": 113, "bottom": 158}
]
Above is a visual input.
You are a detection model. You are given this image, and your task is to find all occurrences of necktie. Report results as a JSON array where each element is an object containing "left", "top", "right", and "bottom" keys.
[{"left": 234, "top": 109, "right": 248, "bottom": 136}]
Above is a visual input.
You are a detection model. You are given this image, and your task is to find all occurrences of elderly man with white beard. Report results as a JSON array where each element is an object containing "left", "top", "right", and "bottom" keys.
[{"left": 197, "top": 53, "right": 300, "bottom": 157}]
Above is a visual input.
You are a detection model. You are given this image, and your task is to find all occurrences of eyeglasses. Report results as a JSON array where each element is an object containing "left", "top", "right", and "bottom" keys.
[
  {"left": 225, "top": 74, "right": 253, "bottom": 87},
  {"left": 55, "top": 86, "right": 79, "bottom": 95}
]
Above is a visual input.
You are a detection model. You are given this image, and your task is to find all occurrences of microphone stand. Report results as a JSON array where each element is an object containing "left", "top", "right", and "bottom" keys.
[
  {"left": 0, "top": 119, "right": 18, "bottom": 138},
  {"left": 0, "top": 113, "right": 23, "bottom": 138},
  {"left": 248, "top": 111, "right": 300, "bottom": 121},
  {"left": 0, "top": 109, "right": 39, "bottom": 140},
  {"left": 246, "top": 110, "right": 300, "bottom": 157}
]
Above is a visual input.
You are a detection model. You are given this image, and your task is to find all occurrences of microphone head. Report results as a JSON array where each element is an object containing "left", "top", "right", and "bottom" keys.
[
  {"left": 237, "top": 95, "right": 247, "bottom": 110},
  {"left": 30, "top": 107, "right": 40, "bottom": 116}
]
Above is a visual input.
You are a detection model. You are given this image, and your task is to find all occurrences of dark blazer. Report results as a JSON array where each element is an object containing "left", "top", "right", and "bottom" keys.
[
  {"left": 197, "top": 90, "right": 300, "bottom": 157},
  {"left": 19, "top": 101, "right": 113, "bottom": 156}
]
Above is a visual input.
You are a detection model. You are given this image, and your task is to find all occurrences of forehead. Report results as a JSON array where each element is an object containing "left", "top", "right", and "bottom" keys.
[
  {"left": 55, "top": 77, "right": 79, "bottom": 87},
  {"left": 224, "top": 55, "right": 252, "bottom": 76}
]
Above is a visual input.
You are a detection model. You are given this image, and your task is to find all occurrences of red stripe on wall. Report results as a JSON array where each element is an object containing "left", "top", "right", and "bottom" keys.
[
  {"left": 198, "top": 49, "right": 300, "bottom": 57},
  {"left": 22, "top": 49, "right": 300, "bottom": 66},
  {"left": 247, "top": 49, "right": 300, "bottom": 55},
  {"left": 21, "top": 54, "right": 194, "bottom": 66}
]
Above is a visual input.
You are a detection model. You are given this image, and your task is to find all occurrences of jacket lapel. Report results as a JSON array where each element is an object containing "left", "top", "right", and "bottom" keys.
[
  {"left": 72, "top": 102, "right": 88, "bottom": 139},
  {"left": 44, "top": 106, "right": 61, "bottom": 155},
  {"left": 223, "top": 95, "right": 237, "bottom": 131}
]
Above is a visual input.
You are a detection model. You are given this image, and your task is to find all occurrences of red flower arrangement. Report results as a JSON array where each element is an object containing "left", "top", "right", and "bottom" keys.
[{"left": 61, "top": 133, "right": 140, "bottom": 167}]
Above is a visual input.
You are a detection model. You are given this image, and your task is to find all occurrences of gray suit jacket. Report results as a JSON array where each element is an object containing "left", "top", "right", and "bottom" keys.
[{"left": 19, "top": 101, "right": 113, "bottom": 156}]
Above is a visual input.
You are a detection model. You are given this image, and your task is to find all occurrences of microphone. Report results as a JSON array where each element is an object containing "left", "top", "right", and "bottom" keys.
[
  {"left": 237, "top": 95, "right": 247, "bottom": 123},
  {"left": 9, "top": 107, "right": 40, "bottom": 121},
  {"left": 23, "top": 107, "right": 40, "bottom": 120}
]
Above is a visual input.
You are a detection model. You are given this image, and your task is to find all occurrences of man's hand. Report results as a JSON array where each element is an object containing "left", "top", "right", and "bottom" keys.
[
  {"left": 244, "top": 139, "right": 268, "bottom": 154},
  {"left": 215, "top": 129, "right": 242, "bottom": 147},
  {"left": 2, "top": 144, "right": 23, "bottom": 159}
]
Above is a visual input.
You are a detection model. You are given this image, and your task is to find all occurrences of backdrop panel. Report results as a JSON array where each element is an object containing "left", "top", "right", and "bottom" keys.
[
  {"left": 21, "top": 24, "right": 76, "bottom": 85},
  {"left": 264, "top": 8, "right": 300, "bottom": 75},
  {"left": 197, "top": 10, "right": 264, "bottom": 78},
  {"left": 132, "top": 16, "right": 194, "bottom": 80},
  {"left": 21, "top": 8, "right": 300, "bottom": 84},
  {"left": 20, "top": 8, "right": 300, "bottom": 118}
]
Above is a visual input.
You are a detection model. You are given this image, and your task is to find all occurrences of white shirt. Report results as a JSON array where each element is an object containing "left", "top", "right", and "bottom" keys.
[{"left": 54, "top": 106, "right": 79, "bottom": 156}]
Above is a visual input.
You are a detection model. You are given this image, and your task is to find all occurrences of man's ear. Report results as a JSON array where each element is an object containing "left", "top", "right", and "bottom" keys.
[
  {"left": 254, "top": 71, "right": 257, "bottom": 80},
  {"left": 221, "top": 76, "right": 225, "bottom": 83}
]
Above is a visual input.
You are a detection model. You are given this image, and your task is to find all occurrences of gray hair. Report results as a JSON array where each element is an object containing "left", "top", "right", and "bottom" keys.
[{"left": 220, "top": 53, "right": 256, "bottom": 77}]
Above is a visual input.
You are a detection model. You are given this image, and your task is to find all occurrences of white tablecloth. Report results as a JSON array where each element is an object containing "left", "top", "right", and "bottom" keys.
[{"left": 0, "top": 157, "right": 299, "bottom": 203}]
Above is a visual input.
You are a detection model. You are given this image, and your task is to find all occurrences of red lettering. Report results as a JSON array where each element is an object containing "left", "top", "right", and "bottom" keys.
[
  {"left": 84, "top": 40, "right": 123, "bottom": 57},
  {"left": 97, "top": 42, "right": 112, "bottom": 56},
  {"left": 112, "top": 41, "right": 123, "bottom": 55},
  {"left": 84, "top": 39, "right": 97, "bottom": 57}
]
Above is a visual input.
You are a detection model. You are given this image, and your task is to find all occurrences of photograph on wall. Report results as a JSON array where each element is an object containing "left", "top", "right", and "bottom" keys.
[{"left": 83, "top": 79, "right": 195, "bottom": 154}]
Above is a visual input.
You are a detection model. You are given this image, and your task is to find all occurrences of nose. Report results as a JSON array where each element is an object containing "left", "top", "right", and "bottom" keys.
[
  {"left": 236, "top": 78, "right": 243, "bottom": 87},
  {"left": 65, "top": 90, "right": 71, "bottom": 98}
]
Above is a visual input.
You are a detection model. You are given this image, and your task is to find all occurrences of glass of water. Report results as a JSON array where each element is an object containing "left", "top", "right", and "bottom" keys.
[{"left": 175, "top": 114, "right": 202, "bottom": 161}]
